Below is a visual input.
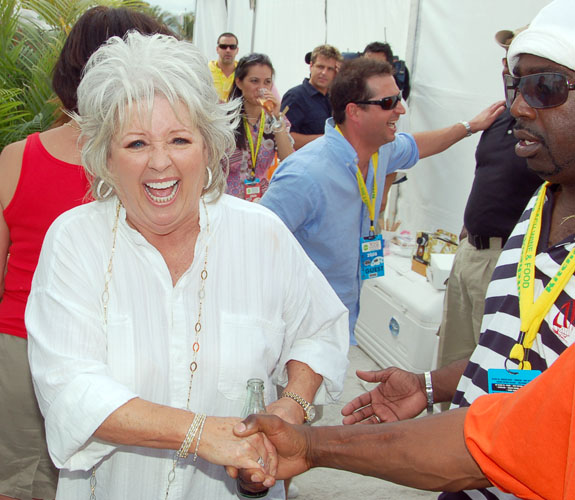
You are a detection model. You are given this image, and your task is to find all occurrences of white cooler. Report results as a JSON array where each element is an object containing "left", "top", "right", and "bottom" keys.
[{"left": 354, "top": 255, "right": 445, "bottom": 373}]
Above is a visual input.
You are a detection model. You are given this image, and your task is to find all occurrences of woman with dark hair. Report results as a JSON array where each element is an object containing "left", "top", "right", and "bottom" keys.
[
  {"left": 226, "top": 53, "right": 294, "bottom": 201},
  {"left": 0, "top": 7, "right": 173, "bottom": 500}
]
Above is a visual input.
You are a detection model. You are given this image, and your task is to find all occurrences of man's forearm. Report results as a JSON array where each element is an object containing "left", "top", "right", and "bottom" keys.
[
  {"left": 430, "top": 357, "right": 470, "bottom": 403},
  {"left": 413, "top": 122, "right": 470, "bottom": 159},
  {"left": 413, "top": 101, "right": 505, "bottom": 159},
  {"left": 309, "top": 408, "right": 490, "bottom": 491}
]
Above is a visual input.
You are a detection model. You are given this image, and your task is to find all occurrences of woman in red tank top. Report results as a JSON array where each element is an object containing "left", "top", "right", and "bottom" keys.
[{"left": 0, "top": 7, "right": 174, "bottom": 500}]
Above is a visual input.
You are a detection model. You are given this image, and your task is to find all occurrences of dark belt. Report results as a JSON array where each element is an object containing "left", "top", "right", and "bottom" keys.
[{"left": 467, "top": 233, "right": 506, "bottom": 250}]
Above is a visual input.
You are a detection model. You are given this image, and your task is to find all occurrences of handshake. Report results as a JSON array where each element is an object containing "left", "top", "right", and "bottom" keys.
[
  {"left": 226, "top": 357, "right": 564, "bottom": 498},
  {"left": 226, "top": 413, "right": 313, "bottom": 493},
  {"left": 224, "top": 367, "right": 433, "bottom": 493}
]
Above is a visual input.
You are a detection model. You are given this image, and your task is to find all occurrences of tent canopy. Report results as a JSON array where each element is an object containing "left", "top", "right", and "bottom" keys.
[{"left": 194, "top": 0, "right": 549, "bottom": 235}]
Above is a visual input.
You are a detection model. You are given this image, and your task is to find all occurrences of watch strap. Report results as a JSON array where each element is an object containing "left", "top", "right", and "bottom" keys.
[
  {"left": 459, "top": 120, "right": 473, "bottom": 137},
  {"left": 281, "top": 391, "right": 314, "bottom": 423}
]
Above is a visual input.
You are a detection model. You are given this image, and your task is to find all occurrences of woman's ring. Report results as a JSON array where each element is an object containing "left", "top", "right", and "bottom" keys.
[
  {"left": 373, "top": 414, "right": 381, "bottom": 424},
  {"left": 257, "top": 456, "right": 265, "bottom": 467}
]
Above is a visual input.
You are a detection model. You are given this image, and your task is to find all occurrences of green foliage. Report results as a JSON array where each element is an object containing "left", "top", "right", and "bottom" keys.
[{"left": 0, "top": 0, "right": 193, "bottom": 150}]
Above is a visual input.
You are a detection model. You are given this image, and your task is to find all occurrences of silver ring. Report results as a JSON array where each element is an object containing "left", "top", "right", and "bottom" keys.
[
  {"left": 373, "top": 414, "right": 381, "bottom": 424},
  {"left": 257, "top": 456, "right": 265, "bottom": 467}
]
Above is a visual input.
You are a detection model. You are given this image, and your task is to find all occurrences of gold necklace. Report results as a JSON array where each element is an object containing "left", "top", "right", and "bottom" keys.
[
  {"left": 63, "top": 121, "right": 80, "bottom": 131},
  {"left": 165, "top": 198, "right": 210, "bottom": 498},
  {"left": 91, "top": 197, "right": 210, "bottom": 500}
]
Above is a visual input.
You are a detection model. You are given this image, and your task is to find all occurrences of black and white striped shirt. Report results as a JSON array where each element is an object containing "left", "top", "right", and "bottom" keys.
[{"left": 440, "top": 185, "right": 575, "bottom": 500}]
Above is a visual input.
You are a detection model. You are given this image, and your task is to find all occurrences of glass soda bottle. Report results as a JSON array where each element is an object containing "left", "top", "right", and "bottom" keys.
[{"left": 237, "top": 378, "right": 269, "bottom": 499}]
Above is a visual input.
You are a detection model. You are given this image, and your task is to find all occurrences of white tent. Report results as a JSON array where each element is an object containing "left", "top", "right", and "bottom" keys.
[{"left": 194, "top": 0, "right": 549, "bottom": 235}]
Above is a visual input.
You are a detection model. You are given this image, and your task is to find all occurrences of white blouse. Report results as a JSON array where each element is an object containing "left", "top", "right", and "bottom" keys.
[{"left": 26, "top": 194, "right": 349, "bottom": 499}]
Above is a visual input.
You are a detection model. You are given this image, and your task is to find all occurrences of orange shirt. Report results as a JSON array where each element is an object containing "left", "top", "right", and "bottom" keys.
[{"left": 465, "top": 343, "right": 575, "bottom": 499}]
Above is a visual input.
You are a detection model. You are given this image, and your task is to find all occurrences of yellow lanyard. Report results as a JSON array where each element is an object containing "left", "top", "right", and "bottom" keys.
[
  {"left": 243, "top": 111, "right": 266, "bottom": 178},
  {"left": 335, "top": 125, "right": 379, "bottom": 234},
  {"left": 510, "top": 182, "right": 575, "bottom": 369}
]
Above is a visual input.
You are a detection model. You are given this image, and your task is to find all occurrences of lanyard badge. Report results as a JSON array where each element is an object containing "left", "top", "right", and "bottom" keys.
[
  {"left": 508, "top": 182, "right": 575, "bottom": 370},
  {"left": 244, "top": 178, "right": 262, "bottom": 202},
  {"left": 335, "top": 124, "right": 384, "bottom": 280},
  {"left": 357, "top": 153, "right": 384, "bottom": 280},
  {"left": 360, "top": 234, "right": 385, "bottom": 280},
  {"left": 242, "top": 110, "right": 266, "bottom": 203},
  {"left": 243, "top": 111, "right": 266, "bottom": 179},
  {"left": 487, "top": 368, "right": 541, "bottom": 394}
]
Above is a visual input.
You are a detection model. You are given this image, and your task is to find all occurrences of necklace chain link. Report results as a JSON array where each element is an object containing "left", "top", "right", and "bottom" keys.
[{"left": 91, "top": 198, "right": 210, "bottom": 500}]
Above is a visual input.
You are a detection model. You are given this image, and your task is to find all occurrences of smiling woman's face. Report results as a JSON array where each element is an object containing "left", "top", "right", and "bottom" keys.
[{"left": 108, "top": 94, "right": 208, "bottom": 239}]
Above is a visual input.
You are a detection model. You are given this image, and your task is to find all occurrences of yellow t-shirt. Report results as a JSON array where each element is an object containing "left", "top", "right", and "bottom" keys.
[{"left": 209, "top": 60, "right": 237, "bottom": 101}]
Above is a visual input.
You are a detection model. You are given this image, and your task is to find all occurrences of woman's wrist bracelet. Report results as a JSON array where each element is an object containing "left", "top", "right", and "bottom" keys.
[
  {"left": 178, "top": 412, "right": 206, "bottom": 459},
  {"left": 271, "top": 115, "right": 287, "bottom": 134},
  {"left": 192, "top": 414, "right": 207, "bottom": 461}
]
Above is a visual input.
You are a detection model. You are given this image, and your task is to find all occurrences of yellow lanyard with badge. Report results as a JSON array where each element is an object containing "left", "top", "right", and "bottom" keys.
[
  {"left": 242, "top": 110, "right": 266, "bottom": 202},
  {"left": 335, "top": 125, "right": 385, "bottom": 280},
  {"left": 489, "top": 182, "right": 575, "bottom": 393}
]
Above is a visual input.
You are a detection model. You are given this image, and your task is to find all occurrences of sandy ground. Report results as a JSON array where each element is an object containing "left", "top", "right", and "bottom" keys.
[{"left": 292, "top": 346, "right": 438, "bottom": 500}]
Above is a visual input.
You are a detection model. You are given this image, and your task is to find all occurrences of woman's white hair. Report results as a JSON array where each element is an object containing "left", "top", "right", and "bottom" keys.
[{"left": 73, "top": 31, "right": 240, "bottom": 200}]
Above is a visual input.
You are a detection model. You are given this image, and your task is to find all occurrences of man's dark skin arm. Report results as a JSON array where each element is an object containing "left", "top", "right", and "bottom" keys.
[{"left": 235, "top": 409, "right": 490, "bottom": 492}]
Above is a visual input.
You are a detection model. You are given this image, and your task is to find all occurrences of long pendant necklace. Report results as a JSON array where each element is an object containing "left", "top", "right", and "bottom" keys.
[
  {"left": 165, "top": 198, "right": 210, "bottom": 498},
  {"left": 91, "top": 198, "right": 210, "bottom": 500}
]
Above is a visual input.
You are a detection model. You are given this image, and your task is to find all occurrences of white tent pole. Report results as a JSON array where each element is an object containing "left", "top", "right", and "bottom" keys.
[
  {"left": 324, "top": 0, "right": 328, "bottom": 43},
  {"left": 250, "top": 0, "right": 257, "bottom": 52},
  {"left": 405, "top": 0, "right": 422, "bottom": 80}
]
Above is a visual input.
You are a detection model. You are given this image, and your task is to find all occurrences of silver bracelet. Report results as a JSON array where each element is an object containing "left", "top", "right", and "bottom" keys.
[
  {"left": 459, "top": 120, "right": 473, "bottom": 137},
  {"left": 192, "top": 414, "right": 207, "bottom": 461},
  {"left": 178, "top": 412, "right": 204, "bottom": 459},
  {"left": 271, "top": 115, "right": 287, "bottom": 133},
  {"left": 424, "top": 371, "right": 434, "bottom": 414}
]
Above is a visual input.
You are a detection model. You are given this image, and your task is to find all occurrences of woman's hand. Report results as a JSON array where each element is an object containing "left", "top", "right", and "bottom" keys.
[
  {"left": 257, "top": 88, "right": 281, "bottom": 118},
  {"left": 199, "top": 416, "right": 278, "bottom": 487},
  {"left": 266, "top": 397, "right": 306, "bottom": 425},
  {"left": 234, "top": 415, "right": 313, "bottom": 480}
]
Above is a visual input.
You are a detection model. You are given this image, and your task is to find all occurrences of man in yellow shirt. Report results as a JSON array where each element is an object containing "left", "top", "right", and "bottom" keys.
[{"left": 209, "top": 32, "right": 239, "bottom": 101}]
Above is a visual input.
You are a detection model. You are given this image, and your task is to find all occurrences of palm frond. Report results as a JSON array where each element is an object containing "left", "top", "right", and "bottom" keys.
[{"left": 0, "top": 0, "right": 194, "bottom": 149}]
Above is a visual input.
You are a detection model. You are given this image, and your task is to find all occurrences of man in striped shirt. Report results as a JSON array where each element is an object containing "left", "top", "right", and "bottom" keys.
[{"left": 338, "top": 1, "right": 575, "bottom": 498}]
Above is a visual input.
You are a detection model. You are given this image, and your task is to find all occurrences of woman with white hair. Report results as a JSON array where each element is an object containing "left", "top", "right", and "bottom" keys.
[{"left": 25, "top": 32, "right": 348, "bottom": 499}]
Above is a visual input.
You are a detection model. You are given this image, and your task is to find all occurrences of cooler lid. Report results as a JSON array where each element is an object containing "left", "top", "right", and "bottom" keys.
[{"left": 366, "top": 255, "right": 445, "bottom": 325}]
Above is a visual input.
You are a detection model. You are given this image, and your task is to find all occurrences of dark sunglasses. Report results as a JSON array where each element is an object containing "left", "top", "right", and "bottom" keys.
[
  {"left": 504, "top": 72, "right": 575, "bottom": 109},
  {"left": 354, "top": 94, "right": 401, "bottom": 111},
  {"left": 218, "top": 43, "right": 237, "bottom": 50}
]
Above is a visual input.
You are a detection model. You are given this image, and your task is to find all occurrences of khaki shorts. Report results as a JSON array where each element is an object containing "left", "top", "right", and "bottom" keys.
[{"left": 0, "top": 334, "right": 58, "bottom": 500}]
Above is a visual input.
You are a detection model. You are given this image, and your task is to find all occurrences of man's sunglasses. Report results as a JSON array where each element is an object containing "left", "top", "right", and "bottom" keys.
[
  {"left": 354, "top": 94, "right": 401, "bottom": 111},
  {"left": 504, "top": 72, "right": 575, "bottom": 109},
  {"left": 218, "top": 43, "right": 237, "bottom": 50}
]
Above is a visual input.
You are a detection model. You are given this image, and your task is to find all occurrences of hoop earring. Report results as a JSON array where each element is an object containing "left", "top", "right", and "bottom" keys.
[
  {"left": 96, "top": 179, "right": 113, "bottom": 199},
  {"left": 204, "top": 167, "right": 213, "bottom": 191}
]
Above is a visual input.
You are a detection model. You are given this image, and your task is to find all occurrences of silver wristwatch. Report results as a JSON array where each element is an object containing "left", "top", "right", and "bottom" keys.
[
  {"left": 459, "top": 120, "right": 473, "bottom": 137},
  {"left": 281, "top": 391, "right": 316, "bottom": 423}
]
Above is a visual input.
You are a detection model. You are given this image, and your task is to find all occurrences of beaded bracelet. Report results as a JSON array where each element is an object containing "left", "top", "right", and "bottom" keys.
[
  {"left": 177, "top": 412, "right": 205, "bottom": 459},
  {"left": 192, "top": 414, "right": 207, "bottom": 462}
]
